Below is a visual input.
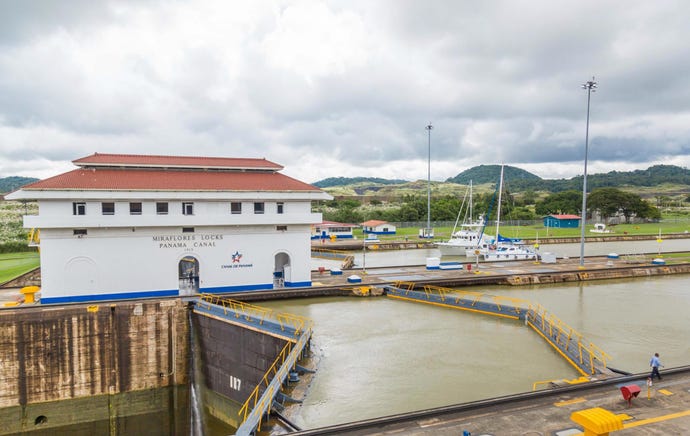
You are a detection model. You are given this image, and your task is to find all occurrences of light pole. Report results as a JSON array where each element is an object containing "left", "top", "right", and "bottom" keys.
[
  {"left": 579, "top": 77, "right": 597, "bottom": 267},
  {"left": 425, "top": 123, "right": 433, "bottom": 237}
]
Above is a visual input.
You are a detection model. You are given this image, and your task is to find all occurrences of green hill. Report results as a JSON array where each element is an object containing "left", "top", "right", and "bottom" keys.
[
  {"left": 317, "top": 164, "right": 690, "bottom": 198},
  {"left": 446, "top": 165, "right": 541, "bottom": 185},
  {"left": 0, "top": 176, "right": 38, "bottom": 194}
]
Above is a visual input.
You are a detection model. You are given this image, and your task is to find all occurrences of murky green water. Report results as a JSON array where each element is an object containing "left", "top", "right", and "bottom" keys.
[{"left": 261, "top": 274, "right": 690, "bottom": 430}]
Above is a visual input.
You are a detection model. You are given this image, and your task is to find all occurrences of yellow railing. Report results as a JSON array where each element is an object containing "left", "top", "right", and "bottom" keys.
[
  {"left": 527, "top": 303, "right": 611, "bottom": 373},
  {"left": 276, "top": 312, "right": 311, "bottom": 335},
  {"left": 311, "top": 248, "right": 354, "bottom": 269},
  {"left": 198, "top": 294, "right": 312, "bottom": 337},
  {"left": 389, "top": 284, "right": 530, "bottom": 318},
  {"left": 27, "top": 228, "right": 40, "bottom": 247},
  {"left": 199, "top": 293, "right": 273, "bottom": 325},
  {"left": 237, "top": 340, "right": 294, "bottom": 429},
  {"left": 392, "top": 281, "right": 417, "bottom": 291},
  {"left": 422, "top": 285, "right": 529, "bottom": 315}
]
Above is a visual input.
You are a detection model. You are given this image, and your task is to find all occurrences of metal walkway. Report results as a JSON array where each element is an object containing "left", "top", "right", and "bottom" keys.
[
  {"left": 385, "top": 283, "right": 611, "bottom": 376},
  {"left": 192, "top": 294, "right": 313, "bottom": 436}
]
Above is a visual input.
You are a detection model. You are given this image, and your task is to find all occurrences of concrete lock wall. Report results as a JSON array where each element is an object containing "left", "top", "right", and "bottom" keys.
[
  {"left": 193, "top": 312, "right": 287, "bottom": 427},
  {"left": 0, "top": 299, "right": 191, "bottom": 434},
  {"left": 0, "top": 299, "right": 289, "bottom": 434}
]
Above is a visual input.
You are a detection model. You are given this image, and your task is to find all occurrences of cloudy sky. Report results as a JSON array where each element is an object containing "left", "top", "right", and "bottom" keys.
[{"left": 1, "top": 1, "right": 689, "bottom": 183}]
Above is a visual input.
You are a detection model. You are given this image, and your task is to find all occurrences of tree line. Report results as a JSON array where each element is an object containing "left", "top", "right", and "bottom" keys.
[{"left": 318, "top": 187, "right": 662, "bottom": 224}]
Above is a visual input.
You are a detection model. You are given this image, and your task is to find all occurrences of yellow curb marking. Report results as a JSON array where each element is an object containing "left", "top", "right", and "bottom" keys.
[
  {"left": 554, "top": 398, "right": 586, "bottom": 407},
  {"left": 623, "top": 409, "right": 690, "bottom": 429}
]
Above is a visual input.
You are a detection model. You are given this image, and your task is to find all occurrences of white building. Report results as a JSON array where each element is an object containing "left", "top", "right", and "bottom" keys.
[
  {"left": 360, "top": 220, "right": 396, "bottom": 235},
  {"left": 7, "top": 153, "right": 332, "bottom": 304},
  {"left": 311, "top": 221, "right": 358, "bottom": 240}
]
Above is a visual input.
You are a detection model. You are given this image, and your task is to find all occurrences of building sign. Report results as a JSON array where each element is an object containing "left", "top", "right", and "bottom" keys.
[
  {"left": 222, "top": 250, "right": 253, "bottom": 270},
  {"left": 152, "top": 234, "right": 223, "bottom": 249}
]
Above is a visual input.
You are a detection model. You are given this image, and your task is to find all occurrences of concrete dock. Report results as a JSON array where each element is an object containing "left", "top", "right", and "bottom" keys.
[
  {"left": 309, "top": 254, "right": 690, "bottom": 290},
  {"left": 4, "top": 253, "right": 690, "bottom": 306},
  {"left": 290, "top": 366, "right": 690, "bottom": 435}
]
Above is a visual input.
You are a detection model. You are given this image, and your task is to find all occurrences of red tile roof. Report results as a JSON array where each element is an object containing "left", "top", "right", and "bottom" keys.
[
  {"left": 549, "top": 214, "right": 582, "bottom": 219},
  {"left": 361, "top": 220, "right": 389, "bottom": 227},
  {"left": 73, "top": 153, "right": 283, "bottom": 170},
  {"left": 319, "top": 220, "right": 359, "bottom": 228},
  {"left": 20, "top": 168, "right": 321, "bottom": 192}
]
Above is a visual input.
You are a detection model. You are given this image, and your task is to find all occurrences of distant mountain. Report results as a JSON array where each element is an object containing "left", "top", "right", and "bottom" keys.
[
  {"left": 0, "top": 176, "right": 38, "bottom": 194},
  {"left": 584, "top": 165, "right": 690, "bottom": 187},
  {"left": 313, "top": 176, "right": 408, "bottom": 188},
  {"left": 318, "top": 164, "right": 690, "bottom": 195},
  {"left": 512, "top": 164, "right": 690, "bottom": 192},
  {"left": 446, "top": 165, "right": 541, "bottom": 185}
]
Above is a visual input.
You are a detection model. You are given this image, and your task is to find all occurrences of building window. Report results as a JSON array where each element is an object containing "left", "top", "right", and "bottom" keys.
[
  {"left": 277, "top": 202, "right": 284, "bottom": 214},
  {"left": 73, "top": 229, "right": 88, "bottom": 236},
  {"left": 276, "top": 225, "right": 287, "bottom": 231},
  {"left": 102, "top": 202, "right": 115, "bottom": 215},
  {"left": 129, "top": 202, "right": 142, "bottom": 215},
  {"left": 182, "top": 202, "right": 194, "bottom": 215},
  {"left": 73, "top": 202, "right": 86, "bottom": 215},
  {"left": 156, "top": 202, "right": 169, "bottom": 215},
  {"left": 182, "top": 227, "right": 195, "bottom": 233},
  {"left": 231, "top": 202, "right": 242, "bottom": 214},
  {"left": 254, "top": 202, "right": 264, "bottom": 214}
]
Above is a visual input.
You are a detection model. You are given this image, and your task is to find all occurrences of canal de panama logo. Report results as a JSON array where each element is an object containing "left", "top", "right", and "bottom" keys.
[{"left": 222, "top": 250, "right": 253, "bottom": 269}]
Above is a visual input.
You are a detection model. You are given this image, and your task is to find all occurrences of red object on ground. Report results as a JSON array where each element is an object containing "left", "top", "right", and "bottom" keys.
[{"left": 620, "top": 384, "right": 641, "bottom": 406}]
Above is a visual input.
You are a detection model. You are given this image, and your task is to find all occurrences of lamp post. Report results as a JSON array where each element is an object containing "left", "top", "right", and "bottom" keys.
[
  {"left": 425, "top": 123, "right": 433, "bottom": 237},
  {"left": 579, "top": 77, "right": 597, "bottom": 267}
]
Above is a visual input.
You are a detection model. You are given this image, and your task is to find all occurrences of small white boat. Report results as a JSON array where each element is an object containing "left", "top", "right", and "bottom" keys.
[
  {"left": 437, "top": 221, "right": 492, "bottom": 256},
  {"left": 437, "top": 181, "right": 493, "bottom": 256},
  {"left": 482, "top": 244, "right": 538, "bottom": 261}
]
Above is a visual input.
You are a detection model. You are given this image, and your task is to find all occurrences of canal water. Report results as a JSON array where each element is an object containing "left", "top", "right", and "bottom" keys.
[{"left": 261, "top": 273, "right": 690, "bottom": 431}]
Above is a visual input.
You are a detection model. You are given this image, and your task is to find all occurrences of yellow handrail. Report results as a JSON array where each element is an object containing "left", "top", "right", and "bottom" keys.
[
  {"left": 526, "top": 303, "right": 611, "bottom": 371},
  {"left": 393, "top": 281, "right": 417, "bottom": 292},
  {"left": 199, "top": 294, "right": 312, "bottom": 337},
  {"left": 236, "top": 323, "right": 313, "bottom": 432},
  {"left": 238, "top": 340, "right": 293, "bottom": 427}
]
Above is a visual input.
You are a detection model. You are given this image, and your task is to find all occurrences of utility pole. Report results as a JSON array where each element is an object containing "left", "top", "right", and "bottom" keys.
[{"left": 579, "top": 77, "right": 597, "bottom": 267}]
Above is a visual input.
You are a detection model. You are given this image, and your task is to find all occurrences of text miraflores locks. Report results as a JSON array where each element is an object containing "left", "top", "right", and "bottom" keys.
[{"left": 152, "top": 234, "right": 224, "bottom": 249}]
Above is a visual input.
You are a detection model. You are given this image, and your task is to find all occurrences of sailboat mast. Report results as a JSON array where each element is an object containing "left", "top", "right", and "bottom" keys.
[
  {"left": 495, "top": 165, "right": 504, "bottom": 241},
  {"left": 469, "top": 180, "right": 473, "bottom": 222}
]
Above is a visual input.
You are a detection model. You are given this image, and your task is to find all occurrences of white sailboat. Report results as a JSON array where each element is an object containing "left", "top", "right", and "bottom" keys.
[
  {"left": 469, "top": 165, "right": 538, "bottom": 262},
  {"left": 436, "top": 181, "right": 492, "bottom": 256}
]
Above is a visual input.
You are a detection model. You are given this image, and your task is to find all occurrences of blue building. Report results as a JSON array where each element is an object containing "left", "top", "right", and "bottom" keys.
[{"left": 543, "top": 214, "right": 581, "bottom": 228}]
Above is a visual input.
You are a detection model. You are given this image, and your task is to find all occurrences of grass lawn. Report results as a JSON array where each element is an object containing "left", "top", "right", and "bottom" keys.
[
  {"left": 355, "top": 221, "right": 690, "bottom": 241},
  {"left": 0, "top": 252, "right": 40, "bottom": 283}
]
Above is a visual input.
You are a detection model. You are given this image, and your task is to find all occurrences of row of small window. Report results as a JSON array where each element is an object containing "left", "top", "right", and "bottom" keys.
[
  {"left": 72, "top": 201, "right": 284, "bottom": 216},
  {"left": 73, "top": 225, "right": 289, "bottom": 236}
]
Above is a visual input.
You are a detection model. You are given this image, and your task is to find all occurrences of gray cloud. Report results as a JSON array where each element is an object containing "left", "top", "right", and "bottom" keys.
[{"left": 1, "top": 0, "right": 689, "bottom": 182}]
